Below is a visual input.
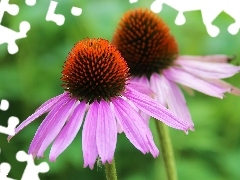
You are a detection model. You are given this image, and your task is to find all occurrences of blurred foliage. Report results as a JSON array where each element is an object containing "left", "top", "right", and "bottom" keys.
[{"left": 1, "top": 0, "right": 240, "bottom": 180}]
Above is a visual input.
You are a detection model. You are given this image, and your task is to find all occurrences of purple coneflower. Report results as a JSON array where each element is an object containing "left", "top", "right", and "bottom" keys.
[
  {"left": 112, "top": 8, "right": 240, "bottom": 127},
  {"left": 8, "top": 38, "right": 190, "bottom": 169}
]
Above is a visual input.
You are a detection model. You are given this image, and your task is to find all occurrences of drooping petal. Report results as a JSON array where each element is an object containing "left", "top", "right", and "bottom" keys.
[
  {"left": 112, "top": 98, "right": 147, "bottom": 153},
  {"left": 163, "top": 76, "right": 194, "bottom": 129},
  {"left": 37, "top": 98, "right": 77, "bottom": 157},
  {"left": 175, "top": 59, "right": 240, "bottom": 79},
  {"left": 125, "top": 98, "right": 150, "bottom": 123},
  {"left": 150, "top": 73, "right": 193, "bottom": 129},
  {"left": 150, "top": 73, "right": 167, "bottom": 106},
  {"left": 205, "top": 79, "right": 240, "bottom": 96},
  {"left": 176, "top": 55, "right": 235, "bottom": 63},
  {"left": 37, "top": 99, "right": 76, "bottom": 157},
  {"left": 164, "top": 67, "right": 230, "bottom": 98},
  {"left": 8, "top": 93, "right": 68, "bottom": 140},
  {"left": 29, "top": 103, "right": 60, "bottom": 156},
  {"left": 50, "top": 101, "right": 86, "bottom": 161},
  {"left": 82, "top": 101, "right": 98, "bottom": 169},
  {"left": 34, "top": 98, "right": 76, "bottom": 157},
  {"left": 124, "top": 86, "right": 190, "bottom": 132},
  {"left": 35, "top": 92, "right": 67, "bottom": 112},
  {"left": 112, "top": 97, "right": 159, "bottom": 157},
  {"left": 96, "top": 100, "right": 117, "bottom": 164}
]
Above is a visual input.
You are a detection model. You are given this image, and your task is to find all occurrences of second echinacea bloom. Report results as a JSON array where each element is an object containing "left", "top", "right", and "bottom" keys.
[
  {"left": 9, "top": 38, "right": 191, "bottom": 169},
  {"left": 112, "top": 8, "right": 240, "bottom": 128}
]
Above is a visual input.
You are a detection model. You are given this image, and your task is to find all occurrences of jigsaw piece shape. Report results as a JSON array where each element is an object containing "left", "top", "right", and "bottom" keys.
[
  {"left": 0, "top": 0, "right": 19, "bottom": 23},
  {"left": 0, "top": 21, "right": 30, "bottom": 54},
  {"left": 25, "top": 0, "right": 37, "bottom": 6},
  {"left": 16, "top": 151, "right": 49, "bottom": 180},
  {"left": 0, "top": 162, "right": 16, "bottom": 180},
  {"left": 46, "top": 1, "right": 65, "bottom": 26},
  {"left": 0, "top": 116, "right": 19, "bottom": 136},
  {"left": 0, "top": 99, "right": 19, "bottom": 136},
  {"left": 0, "top": 0, "right": 31, "bottom": 54},
  {"left": 150, "top": 0, "right": 240, "bottom": 37},
  {"left": 223, "top": 1, "right": 240, "bottom": 35}
]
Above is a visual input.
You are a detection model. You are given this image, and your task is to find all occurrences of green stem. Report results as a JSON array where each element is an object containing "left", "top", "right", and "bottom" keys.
[
  {"left": 155, "top": 120, "right": 177, "bottom": 180},
  {"left": 104, "top": 158, "right": 117, "bottom": 180}
]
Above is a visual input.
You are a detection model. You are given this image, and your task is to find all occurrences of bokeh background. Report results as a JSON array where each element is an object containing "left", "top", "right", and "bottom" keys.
[{"left": 1, "top": 0, "right": 240, "bottom": 179}]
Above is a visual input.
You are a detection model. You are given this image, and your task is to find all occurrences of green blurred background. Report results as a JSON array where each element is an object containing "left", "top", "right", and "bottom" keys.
[{"left": 1, "top": 0, "right": 240, "bottom": 179}]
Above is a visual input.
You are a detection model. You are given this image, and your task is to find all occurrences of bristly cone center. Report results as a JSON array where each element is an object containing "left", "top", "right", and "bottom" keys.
[
  {"left": 61, "top": 38, "right": 129, "bottom": 104},
  {"left": 112, "top": 8, "right": 179, "bottom": 78}
]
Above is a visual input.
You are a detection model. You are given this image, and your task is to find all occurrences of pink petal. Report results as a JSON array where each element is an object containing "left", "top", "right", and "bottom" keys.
[
  {"left": 127, "top": 80, "right": 154, "bottom": 96},
  {"left": 125, "top": 99, "right": 150, "bottom": 123},
  {"left": 8, "top": 93, "right": 68, "bottom": 140},
  {"left": 29, "top": 98, "right": 76, "bottom": 157},
  {"left": 116, "top": 121, "right": 123, "bottom": 133},
  {"left": 124, "top": 87, "right": 190, "bottom": 132},
  {"left": 37, "top": 99, "right": 77, "bottom": 157},
  {"left": 35, "top": 92, "right": 67, "bottom": 112},
  {"left": 164, "top": 67, "right": 229, "bottom": 98},
  {"left": 163, "top": 76, "right": 194, "bottom": 129},
  {"left": 29, "top": 103, "right": 62, "bottom": 155},
  {"left": 112, "top": 97, "right": 159, "bottom": 157},
  {"left": 149, "top": 73, "right": 167, "bottom": 106},
  {"left": 175, "top": 59, "right": 240, "bottom": 79},
  {"left": 82, "top": 101, "right": 98, "bottom": 169},
  {"left": 49, "top": 101, "right": 86, "bottom": 161},
  {"left": 96, "top": 101, "right": 117, "bottom": 164},
  {"left": 176, "top": 55, "right": 234, "bottom": 63},
  {"left": 150, "top": 74, "right": 193, "bottom": 129},
  {"left": 131, "top": 75, "right": 150, "bottom": 86},
  {"left": 205, "top": 79, "right": 240, "bottom": 96}
]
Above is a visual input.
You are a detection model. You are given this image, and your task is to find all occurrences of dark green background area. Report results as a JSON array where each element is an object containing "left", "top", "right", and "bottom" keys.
[{"left": 1, "top": 0, "right": 240, "bottom": 179}]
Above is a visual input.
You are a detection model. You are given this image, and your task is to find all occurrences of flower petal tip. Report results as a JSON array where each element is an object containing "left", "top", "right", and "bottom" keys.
[
  {"left": 7, "top": 136, "right": 12, "bottom": 142},
  {"left": 219, "top": 94, "right": 224, "bottom": 99},
  {"left": 49, "top": 157, "right": 56, "bottom": 162},
  {"left": 228, "top": 54, "right": 237, "bottom": 62},
  {"left": 101, "top": 159, "right": 107, "bottom": 164},
  {"left": 83, "top": 163, "right": 95, "bottom": 170},
  {"left": 189, "top": 125, "right": 195, "bottom": 131},
  {"left": 230, "top": 87, "right": 240, "bottom": 96},
  {"left": 153, "top": 152, "right": 160, "bottom": 158},
  {"left": 36, "top": 155, "right": 44, "bottom": 159},
  {"left": 107, "top": 159, "right": 113, "bottom": 165},
  {"left": 184, "top": 125, "right": 194, "bottom": 134}
]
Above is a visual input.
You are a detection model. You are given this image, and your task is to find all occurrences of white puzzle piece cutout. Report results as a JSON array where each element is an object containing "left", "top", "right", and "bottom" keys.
[
  {"left": 0, "top": 0, "right": 30, "bottom": 54},
  {"left": 150, "top": 0, "right": 240, "bottom": 37},
  {"left": 0, "top": 150, "right": 49, "bottom": 180},
  {"left": 46, "top": 1, "right": 65, "bottom": 26},
  {"left": 16, "top": 151, "right": 49, "bottom": 180},
  {"left": 0, "top": 162, "right": 16, "bottom": 180},
  {"left": 25, "top": 0, "right": 37, "bottom": 6},
  {"left": 0, "top": 99, "right": 19, "bottom": 136},
  {"left": 0, "top": 116, "right": 19, "bottom": 136}
]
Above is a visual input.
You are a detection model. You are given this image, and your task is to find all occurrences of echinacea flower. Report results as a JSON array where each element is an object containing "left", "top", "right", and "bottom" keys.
[
  {"left": 9, "top": 38, "right": 191, "bottom": 169},
  {"left": 112, "top": 8, "right": 240, "bottom": 128}
]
